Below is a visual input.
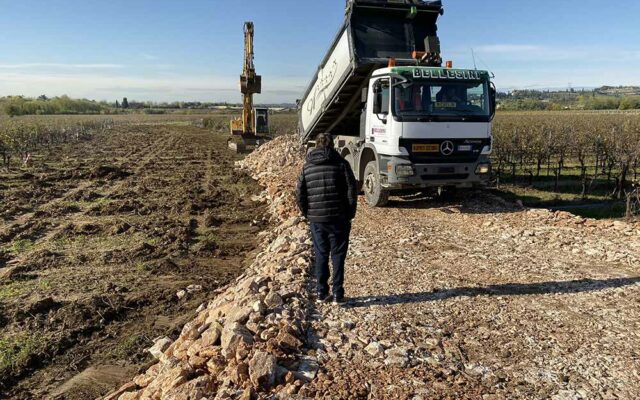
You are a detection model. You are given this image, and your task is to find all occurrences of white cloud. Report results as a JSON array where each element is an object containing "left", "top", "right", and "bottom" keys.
[
  {"left": 0, "top": 71, "right": 305, "bottom": 103},
  {"left": 0, "top": 63, "right": 124, "bottom": 69}
]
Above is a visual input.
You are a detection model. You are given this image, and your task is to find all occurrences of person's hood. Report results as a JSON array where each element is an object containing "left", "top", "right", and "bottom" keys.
[{"left": 307, "top": 148, "right": 341, "bottom": 165}]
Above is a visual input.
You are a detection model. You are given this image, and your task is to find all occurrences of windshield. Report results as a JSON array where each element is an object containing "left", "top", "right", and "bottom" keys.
[{"left": 393, "top": 79, "right": 489, "bottom": 119}]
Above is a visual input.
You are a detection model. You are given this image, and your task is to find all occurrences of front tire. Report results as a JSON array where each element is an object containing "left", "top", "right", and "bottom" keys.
[{"left": 363, "top": 161, "right": 389, "bottom": 207}]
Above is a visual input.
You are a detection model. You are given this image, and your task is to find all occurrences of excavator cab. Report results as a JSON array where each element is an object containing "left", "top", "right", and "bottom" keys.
[{"left": 254, "top": 108, "right": 270, "bottom": 135}]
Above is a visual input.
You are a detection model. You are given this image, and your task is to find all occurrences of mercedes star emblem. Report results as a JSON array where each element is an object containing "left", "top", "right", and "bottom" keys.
[{"left": 441, "top": 141, "right": 455, "bottom": 156}]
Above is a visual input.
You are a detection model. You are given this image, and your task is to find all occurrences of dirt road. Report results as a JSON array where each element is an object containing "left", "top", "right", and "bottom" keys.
[
  {"left": 0, "top": 124, "right": 266, "bottom": 399},
  {"left": 302, "top": 194, "right": 640, "bottom": 399}
]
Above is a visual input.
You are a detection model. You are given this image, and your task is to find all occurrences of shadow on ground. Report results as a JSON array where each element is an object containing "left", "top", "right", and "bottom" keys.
[
  {"left": 387, "top": 191, "right": 521, "bottom": 215},
  {"left": 345, "top": 277, "right": 640, "bottom": 308}
]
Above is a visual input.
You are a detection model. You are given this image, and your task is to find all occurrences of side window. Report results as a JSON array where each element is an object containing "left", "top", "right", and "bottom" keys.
[
  {"left": 467, "top": 84, "right": 485, "bottom": 109},
  {"left": 379, "top": 79, "right": 390, "bottom": 114}
]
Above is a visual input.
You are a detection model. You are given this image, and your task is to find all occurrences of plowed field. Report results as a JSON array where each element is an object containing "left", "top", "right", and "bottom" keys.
[{"left": 0, "top": 123, "right": 266, "bottom": 399}]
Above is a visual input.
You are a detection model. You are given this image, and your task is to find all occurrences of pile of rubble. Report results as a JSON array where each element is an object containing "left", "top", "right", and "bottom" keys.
[
  {"left": 104, "top": 136, "right": 315, "bottom": 399},
  {"left": 240, "top": 135, "right": 306, "bottom": 221}
]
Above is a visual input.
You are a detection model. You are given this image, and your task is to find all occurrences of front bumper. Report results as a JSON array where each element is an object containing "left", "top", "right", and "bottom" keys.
[{"left": 380, "top": 155, "right": 492, "bottom": 190}]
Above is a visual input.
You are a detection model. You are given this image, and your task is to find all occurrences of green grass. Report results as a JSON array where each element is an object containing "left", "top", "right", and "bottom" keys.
[
  {"left": 133, "top": 261, "right": 148, "bottom": 272},
  {"left": 494, "top": 185, "right": 610, "bottom": 206},
  {"left": 0, "top": 333, "right": 47, "bottom": 376},
  {"left": 11, "top": 239, "right": 34, "bottom": 255},
  {"left": 492, "top": 186, "right": 627, "bottom": 219},
  {"left": 0, "top": 282, "right": 28, "bottom": 301}
]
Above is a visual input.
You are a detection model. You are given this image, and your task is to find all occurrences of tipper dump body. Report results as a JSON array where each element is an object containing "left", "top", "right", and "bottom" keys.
[{"left": 299, "top": 0, "right": 444, "bottom": 143}]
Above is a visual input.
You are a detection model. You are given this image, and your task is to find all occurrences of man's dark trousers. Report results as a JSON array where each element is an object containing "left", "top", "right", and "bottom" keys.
[{"left": 310, "top": 221, "right": 351, "bottom": 298}]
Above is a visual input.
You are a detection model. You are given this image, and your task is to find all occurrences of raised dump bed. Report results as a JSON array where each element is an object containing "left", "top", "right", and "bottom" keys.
[{"left": 299, "top": 0, "right": 444, "bottom": 142}]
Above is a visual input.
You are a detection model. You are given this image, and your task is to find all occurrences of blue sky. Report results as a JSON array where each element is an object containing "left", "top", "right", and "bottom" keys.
[{"left": 0, "top": 0, "right": 638, "bottom": 103}]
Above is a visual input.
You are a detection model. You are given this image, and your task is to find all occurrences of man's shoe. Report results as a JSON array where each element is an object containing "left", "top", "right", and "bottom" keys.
[
  {"left": 315, "top": 293, "right": 332, "bottom": 304},
  {"left": 332, "top": 295, "right": 346, "bottom": 305}
]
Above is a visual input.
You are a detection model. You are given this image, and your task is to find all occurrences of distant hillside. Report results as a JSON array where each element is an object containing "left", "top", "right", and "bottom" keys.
[
  {"left": 497, "top": 86, "right": 640, "bottom": 111},
  {"left": 595, "top": 86, "right": 640, "bottom": 96}
]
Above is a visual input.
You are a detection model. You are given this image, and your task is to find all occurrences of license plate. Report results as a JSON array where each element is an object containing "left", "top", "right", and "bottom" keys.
[{"left": 412, "top": 144, "right": 439, "bottom": 153}]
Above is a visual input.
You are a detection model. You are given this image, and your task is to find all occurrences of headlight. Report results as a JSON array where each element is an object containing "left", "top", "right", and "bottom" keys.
[
  {"left": 396, "top": 165, "right": 415, "bottom": 177},
  {"left": 481, "top": 145, "right": 492, "bottom": 155},
  {"left": 475, "top": 163, "right": 491, "bottom": 175}
]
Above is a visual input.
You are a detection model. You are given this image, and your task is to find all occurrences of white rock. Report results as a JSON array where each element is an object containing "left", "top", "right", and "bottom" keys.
[
  {"left": 148, "top": 337, "right": 172, "bottom": 360},
  {"left": 187, "top": 284, "right": 203, "bottom": 293},
  {"left": 365, "top": 342, "right": 384, "bottom": 357}
]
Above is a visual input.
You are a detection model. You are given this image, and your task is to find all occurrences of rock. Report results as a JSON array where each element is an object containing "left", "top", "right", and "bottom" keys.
[
  {"left": 270, "top": 236, "right": 290, "bottom": 253},
  {"left": 230, "top": 362, "right": 250, "bottom": 385},
  {"left": 148, "top": 337, "right": 172, "bottom": 360},
  {"left": 221, "top": 322, "right": 254, "bottom": 359},
  {"left": 365, "top": 342, "right": 384, "bottom": 357},
  {"left": 239, "top": 387, "right": 255, "bottom": 400},
  {"left": 385, "top": 347, "right": 409, "bottom": 367},
  {"left": 252, "top": 300, "right": 266, "bottom": 314},
  {"left": 102, "top": 381, "right": 137, "bottom": 400},
  {"left": 181, "top": 321, "right": 205, "bottom": 340},
  {"left": 176, "top": 290, "right": 187, "bottom": 300},
  {"left": 186, "top": 284, "right": 203, "bottom": 293},
  {"left": 277, "top": 331, "right": 303, "bottom": 351},
  {"left": 201, "top": 322, "right": 223, "bottom": 347},
  {"left": 248, "top": 351, "right": 277, "bottom": 389},
  {"left": 264, "top": 291, "right": 284, "bottom": 308},
  {"left": 227, "top": 306, "right": 253, "bottom": 324},
  {"left": 296, "top": 356, "right": 319, "bottom": 382}
]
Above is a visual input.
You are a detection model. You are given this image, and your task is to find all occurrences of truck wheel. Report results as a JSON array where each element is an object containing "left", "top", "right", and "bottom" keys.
[
  {"left": 344, "top": 153, "right": 363, "bottom": 193},
  {"left": 363, "top": 161, "right": 389, "bottom": 207}
]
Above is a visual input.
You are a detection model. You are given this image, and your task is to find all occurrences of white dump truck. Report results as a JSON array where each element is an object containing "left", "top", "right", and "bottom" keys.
[{"left": 298, "top": 0, "right": 496, "bottom": 206}]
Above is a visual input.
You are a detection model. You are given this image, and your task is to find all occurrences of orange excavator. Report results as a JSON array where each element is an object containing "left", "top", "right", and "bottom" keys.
[{"left": 229, "top": 22, "right": 270, "bottom": 153}]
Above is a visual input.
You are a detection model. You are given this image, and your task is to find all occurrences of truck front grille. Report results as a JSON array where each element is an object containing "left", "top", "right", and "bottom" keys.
[
  {"left": 399, "top": 138, "right": 490, "bottom": 164},
  {"left": 421, "top": 174, "right": 470, "bottom": 181}
]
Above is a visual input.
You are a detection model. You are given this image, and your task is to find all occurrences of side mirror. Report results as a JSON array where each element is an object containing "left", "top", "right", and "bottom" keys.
[{"left": 489, "top": 83, "right": 497, "bottom": 120}]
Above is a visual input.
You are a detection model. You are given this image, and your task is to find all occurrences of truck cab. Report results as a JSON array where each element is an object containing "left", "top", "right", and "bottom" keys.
[{"left": 344, "top": 66, "right": 495, "bottom": 205}]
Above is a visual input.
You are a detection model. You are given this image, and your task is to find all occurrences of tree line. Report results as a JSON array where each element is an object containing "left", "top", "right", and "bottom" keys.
[{"left": 0, "top": 96, "right": 109, "bottom": 116}]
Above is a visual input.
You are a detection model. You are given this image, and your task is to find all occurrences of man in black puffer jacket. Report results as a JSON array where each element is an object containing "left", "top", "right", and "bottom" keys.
[{"left": 296, "top": 133, "right": 358, "bottom": 304}]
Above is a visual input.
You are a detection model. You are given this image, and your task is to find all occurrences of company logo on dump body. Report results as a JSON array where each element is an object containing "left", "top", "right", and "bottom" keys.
[{"left": 413, "top": 69, "right": 483, "bottom": 80}]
